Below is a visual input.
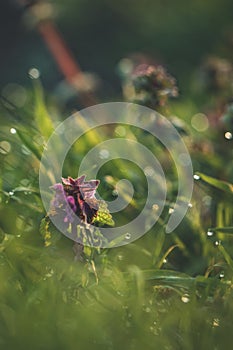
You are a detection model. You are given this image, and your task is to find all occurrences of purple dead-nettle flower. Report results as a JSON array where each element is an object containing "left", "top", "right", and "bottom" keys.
[
  {"left": 50, "top": 175, "right": 100, "bottom": 225},
  {"left": 50, "top": 183, "right": 67, "bottom": 208}
]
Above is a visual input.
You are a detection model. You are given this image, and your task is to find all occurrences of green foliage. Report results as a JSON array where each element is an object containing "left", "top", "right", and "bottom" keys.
[
  {"left": 93, "top": 200, "right": 115, "bottom": 227},
  {"left": 1, "top": 64, "right": 233, "bottom": 350},
  {"left": 195, "top": 172, "right": 233, "bottom": 194}
]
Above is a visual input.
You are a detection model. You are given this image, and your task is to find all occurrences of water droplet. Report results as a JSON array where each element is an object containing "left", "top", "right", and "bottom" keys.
[
  {"left": 118, "top": 58, "right": 133, "bottom": 75},
  {"left": 212, "top": 318, "right": 220, "bottom": 327},
  {"left": 0, "top": 141, "right": 11, "bottom": 155},
  {"left": 2, "top": 83, "right": 27, "bottom": 108},
  {"left": 28, "top": 67, "right": 40, "bottom": 79},
  {"left": 163, "top": 258, "right": 167, "bottom": 264},
  {"left": 125, "top": 233, "right": 131, "bottom": 240},
  {"left": 188, "top": 203, "right": 193, "bottom": 208},
  {"left": 115, "top": 125, "right": 126, "bottom": 137},
  {"left": 224, "top": 131, "right": 232, "bottom": 140},
  {"left": 152, "top": 204, "right": 159, "bottom": 211},
  {"left": 219, "top": 272, "right": 224, "bottom": 278},
  {"left": 181, "top": 294, "right": 190, "bottom": 303},
  {"left": 10, "top": 128, "right": 17, "bottom": 134},
  {"left": 21, "top": 145, "right": 31, "bottom": 155},
  {"left": 16, "top": 234, "right": 21, "bottom": 238},
  {"left": 191, "top": 113, "right": 209, "bottom": 132},
  {"left": 193, "top": 174, "right": 200, "bottom": 180},
  {"left": 150, "top": 326, "right": 159, "bottom": 336},
  {"left": 207, "top": 230, "right": 214, "bottom": 237},
  {"left": 117, "top": 254, "right": 124, "bottom": 261},
  {"left": 112, "top": 189, "right": 118, "bottom": 196},
  {"left": 144, "top": 166, "right": 155, "bottom": 177},
  {"left": 9, "top": 191, "right": 14, "bottom": 196},
  {"left": 45, "top": 269, "right": 54, "bottom": 278},
  {"left": 99, "top": 149, "right": 110, "bottom": 159},
  {"left": 168, "top": 207, "right": 174, "bottom": 214},
  {"left": 214, "top": 240, "right": 221, "bottom": 246}
]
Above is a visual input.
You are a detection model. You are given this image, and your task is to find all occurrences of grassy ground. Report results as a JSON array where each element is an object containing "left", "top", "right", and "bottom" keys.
[{"left": 0, "top": 72, "right": 233, "bottom": 350}]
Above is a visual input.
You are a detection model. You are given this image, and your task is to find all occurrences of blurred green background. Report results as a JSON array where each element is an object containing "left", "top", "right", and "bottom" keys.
[{"left": 1, "top": 0, "right": 233, "bottom": 94}]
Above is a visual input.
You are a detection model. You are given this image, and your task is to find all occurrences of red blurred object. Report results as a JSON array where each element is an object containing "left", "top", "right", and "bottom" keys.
[
  {"left": 19, "top": 0, "right": 97, "bottom": 106},
  {"left": 38, "top": 21, "right": 82, "bottom": 83}
]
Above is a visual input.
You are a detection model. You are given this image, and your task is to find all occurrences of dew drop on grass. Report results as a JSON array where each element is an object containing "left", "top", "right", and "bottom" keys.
[
  {"left": 224, "top": 131, "right": 232, "bottom": 140},
  {"left": 21, "top": 145, "right": 31, "bottom": 155},
  {"left": 0, "top": 141, "right": 11, "bottom": 154},
  {"left": 10, "top": 128, "right": 17, "bottom": 134},
  {"left": 117, "top": 254, "right": 124, "bottom": 261},
  {"left": 144, "top": 166, "right": 155, "bottom": 177},
  {"left": 219, "top": 272, "right": 224, "bottom": 278},
  {"left": 207, "top": 230, "right": 214, "bottom": 237},
  {"left": 125, "top": 233, "right": 131, "bottom": 240},
  {"left": 152, "top": 204, "right": 159, "bottom": 211},
  {"left": 9, "top": 191, "right": 14, "bottom": 196},
  {"left": 212, "top": 318, "right": 220, "bottom": 327},
  {"left": 188, "top": 203, "right": 193, "bottom": 208},
  {"left": 149, "top": 326, "right": 158, "bottom": 335},
  {"left": 168, "top": 207, "right": 174, "bottom": 214},
  {"left": 28, "top": 67, "right": 40, "bottom": 79},
  {"left": 45, "top": 268, "right": 54, "bottom": 278},
  {"left": 99, "top": 149, "right": 110, "bottom": 159},
  {"left": 193, "top": 174, "right": 200, "bottom": 180},
  {"left": 214, "top": 240, "right": 221, "bottom": 246},
  {"left": 181, "top": 294, "right": 190, "bottom": 303},
  {"left": 115, "top": 125, "right": 126, "bottom": 137}
]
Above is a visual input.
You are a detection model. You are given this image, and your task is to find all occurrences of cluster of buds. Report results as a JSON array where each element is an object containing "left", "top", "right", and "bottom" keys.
[{"left": 122, "top": 63, "right": 178, "bottom": 108}]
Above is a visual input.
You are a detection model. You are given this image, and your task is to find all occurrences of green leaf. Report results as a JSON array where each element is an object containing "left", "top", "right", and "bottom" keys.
[
  {"left": 93, "top": 200, "right": 114, "bottom": 226},
  {"left": 0, "top": 233, "right": 15, "bottom": 252},
  {"left": 141, "top": 269, "right": 192, "bottom": 281},
  {"left": 13, "top": 186, "right": 39, "bottom": 194},
  {"left": 195, "top": 172, "right": 233, "bottom": 194},
  {"left": 208, "top": 227, "right": 233, "bottom": 234},
  {"left": 218, "top": 245, "right": 233, "bottom": 270},
  {"left": 33, "top": 81, "right": 54, "bottom": 140},
  {"left": 17, "top": 128, "right": 42, "bottom": 161}
]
